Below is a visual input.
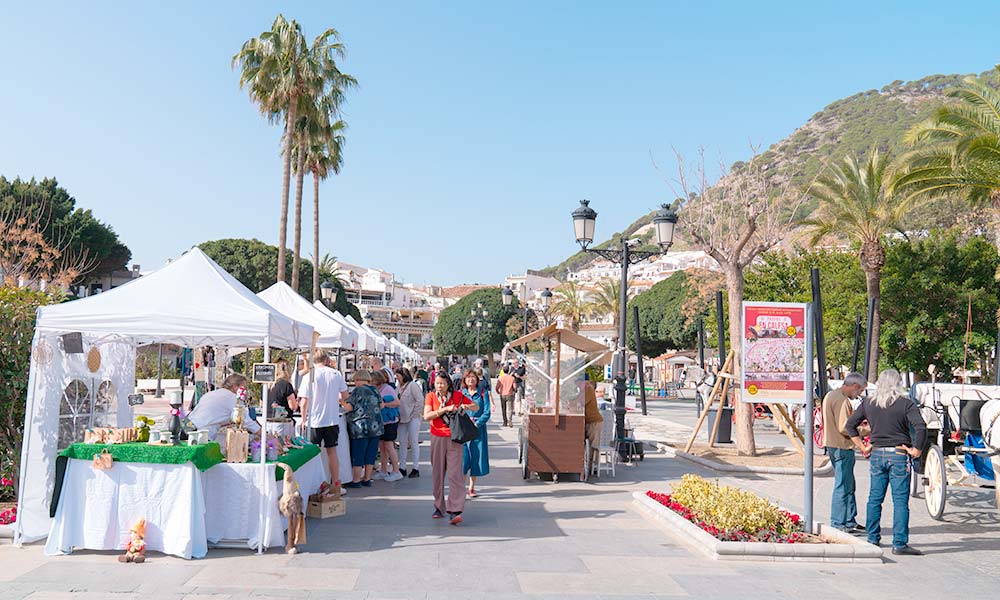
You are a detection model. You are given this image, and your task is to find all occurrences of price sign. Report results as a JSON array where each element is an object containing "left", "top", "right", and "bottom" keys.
[{"left": 252, "top": 363, "right": 277, "bottom": 384}]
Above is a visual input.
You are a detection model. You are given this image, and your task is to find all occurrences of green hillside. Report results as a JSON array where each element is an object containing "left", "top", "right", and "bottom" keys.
[{"left": 541, "top": 70, "right": 989, "bottom": 277}]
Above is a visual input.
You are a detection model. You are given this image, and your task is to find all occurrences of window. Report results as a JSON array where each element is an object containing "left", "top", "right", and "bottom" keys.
[{"left": 58, "top": 378, "right": 118, "bottom": 448}]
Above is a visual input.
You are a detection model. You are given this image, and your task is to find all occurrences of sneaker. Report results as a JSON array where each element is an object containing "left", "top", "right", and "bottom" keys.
[
  {"left": 844, "top": 524, "right": 865, "bottom": 535},
  {"left": 891, "top": 545, "right": 923, "bottom": 556},
  {"left": 372, "top": 471, "right": 386, "bottom": 481},
  {"left": 408, "top": 469, "right": 420, "bottom": 478},
  {"left": 361, "top": 479, "right": 373, "bottom": 487},
  {"left": 399, "top": 469, "right": 408, "bottom": 477},
  {"left": 432, "top": 509, "right": 444, "bottom": 519},
  {"left": 385, "top": 471, "right": 404, "bottom": 482},
  {"left": 343, "top": 481, "right": 363, "bottom": 489},
  {"left": 449, "top": 512, "right": 463, "bottom": 525}
]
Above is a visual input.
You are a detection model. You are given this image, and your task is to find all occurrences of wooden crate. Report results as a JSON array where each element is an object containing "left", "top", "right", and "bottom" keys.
[
  {"left": 525, "top": 414, "right": 585, "bottom": 475},
  {"left": 306, "top": 495, "right": 346, "bottom": 519}
]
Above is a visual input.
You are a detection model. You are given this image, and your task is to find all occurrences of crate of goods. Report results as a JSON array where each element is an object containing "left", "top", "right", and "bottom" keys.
[{"left": 306, "top": 493, "right": 345, "bottom": 519}]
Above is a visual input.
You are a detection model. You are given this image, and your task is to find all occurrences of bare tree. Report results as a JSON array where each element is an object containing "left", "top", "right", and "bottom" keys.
[
  {"left": 667, "top": 147, "right": 810, "bottom": 456},
  {"left": 0, "top": 199, "right": 95, "bottom": 289}
]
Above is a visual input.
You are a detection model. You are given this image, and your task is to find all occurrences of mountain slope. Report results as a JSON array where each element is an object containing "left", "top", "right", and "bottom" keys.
[{"left": 541, "top": 70, "right": 988, "bottom": 277}]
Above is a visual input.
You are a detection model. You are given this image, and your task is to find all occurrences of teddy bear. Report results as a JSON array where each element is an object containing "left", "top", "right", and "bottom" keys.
[
  {"left": 118, "top": 519, "right": 146, "bottom": 563},
  {"left": 277, "top": 466, "right": 305, "bottom": 554}
]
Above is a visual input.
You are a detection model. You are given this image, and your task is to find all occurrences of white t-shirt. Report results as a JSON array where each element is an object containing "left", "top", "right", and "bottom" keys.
[
  {"left": 300, "top": 365, "right": 348, "bottom": 428},
  {"left": 187, "top": 388, "right": 260, "bottom": 440}
]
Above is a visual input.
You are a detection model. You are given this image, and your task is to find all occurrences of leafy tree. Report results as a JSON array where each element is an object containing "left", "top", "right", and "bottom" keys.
[
  {"left": 197, "top": 238, "right": 360, "bottom": 322},
  {"left": 895, "top": 68, "right": 1000, "bottom": 247},
  {"left": 305, "top": 119, "right": 346, "bottom": 301},
  {"left": 585, "top": 278, "right": 634, "bottom": 345},
  {"left": 0, "top": 177, "right": 131, "bottom": 280},
  {"left": 433, "top": 288, "right": 517, "bottom": 356},
  {"left": 879, "top": 233, "right": 999, "bottom": 380},
  {"left": 505, "top": 308, "right": 544, "bottom": 353},
  {"left": 0, "top": 287, "right": 54, "bottom": 498},
  {"left": 550, "top": 281, "right": 588, "bottom": 332},
  {"left": 802, "top": 148, "right": 921, "bottom": 381},
  {"left": 625, "top": 271, "right": 702, "bottom": 357},
  {"left": 232, "top": 15, "right": 355, "bottom": 283}
]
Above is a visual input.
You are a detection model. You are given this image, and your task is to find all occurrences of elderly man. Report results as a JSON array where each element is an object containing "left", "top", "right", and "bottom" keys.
[
  {"left": 185, "top": 374, "right": 259, "bottom": 441},
  {"left": 823, "top": 372, "right": 867, "bottom": 533},
  {"left": 369, "top": 356, "right": 397, "bottom": 388}
]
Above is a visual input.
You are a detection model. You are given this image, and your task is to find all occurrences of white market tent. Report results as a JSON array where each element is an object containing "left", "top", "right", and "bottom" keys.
[
  {"left": 14, "top": 248, "right": 314, "bottom": 547},
  {"left": 347, "top": 314, "right": 388, "bottom": 354},
  {"left": 258, "top": 282, "right": 357, "bottom": 350},
  {"left": 312, "top": 301, "right": 373, "bottom": 352}
]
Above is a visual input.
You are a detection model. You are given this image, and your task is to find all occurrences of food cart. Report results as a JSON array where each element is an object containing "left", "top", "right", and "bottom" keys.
[{"left": 503, "top": 325, "right": 612, "bottom": 482}]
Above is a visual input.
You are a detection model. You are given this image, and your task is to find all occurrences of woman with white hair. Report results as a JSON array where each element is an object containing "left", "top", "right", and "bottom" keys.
[{"left": 846, "top": 369, "right": 927, "bottom": 556}]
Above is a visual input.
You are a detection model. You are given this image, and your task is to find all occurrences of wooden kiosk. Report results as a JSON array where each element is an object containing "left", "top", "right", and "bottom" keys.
[{"left": 503, "top": 325, "right": 612, "bottom": 481}]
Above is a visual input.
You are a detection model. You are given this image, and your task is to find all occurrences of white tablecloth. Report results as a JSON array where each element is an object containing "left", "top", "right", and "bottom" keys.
[
  {"left": 45, "top": 454, "right": 327, "bottom": 558},
  {"left": 202, "top": 455, "right": 326, "bottom": 549},
  {"left": 45, "top": 459, "right": 208, "bottom": 559}
]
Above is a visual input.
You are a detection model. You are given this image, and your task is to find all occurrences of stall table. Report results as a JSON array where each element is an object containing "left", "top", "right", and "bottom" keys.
[{"left": 45, "top": 442, "right": 325, "bottom": 559}]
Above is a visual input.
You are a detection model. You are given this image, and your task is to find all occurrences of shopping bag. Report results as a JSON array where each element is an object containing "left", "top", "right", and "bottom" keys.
[
  {"left": 450, "top": 408, "right": 480, "bottom": 444},
  {"left": 92, "top": 449, "right": 113, "bottom": 470}
]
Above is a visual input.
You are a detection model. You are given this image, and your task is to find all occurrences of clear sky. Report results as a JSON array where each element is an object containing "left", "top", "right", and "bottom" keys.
[{"left": 3, "top": 1, "right": 999, "bottom": 286}]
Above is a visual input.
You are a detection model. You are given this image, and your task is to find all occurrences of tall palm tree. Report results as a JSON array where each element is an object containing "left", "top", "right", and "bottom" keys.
[
  {"left": 307, "top": 119, "right": 346, "bottom": 301},
  {"left": 894, "top": 69, "right": 1000, "bottom": 248},
  {"left": 802, "top": 149, "right": 919, "bottom": 380},
  {"left": 550, "top": 281, "right": 588, "bottom": 332},
  {"left": 585, "top": 278, "right": 634, "bottom": 345},
  {"left": 233, "top": 15, "right": 354, "bottom": 283}
]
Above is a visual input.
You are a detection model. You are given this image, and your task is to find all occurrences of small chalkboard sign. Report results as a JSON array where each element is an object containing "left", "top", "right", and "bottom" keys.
[
  {"left": 252, "top": 363, "right": 277, "bottom": 384},
  {"left": 61, "top": 332, "right": 84, "bottom": 354}
]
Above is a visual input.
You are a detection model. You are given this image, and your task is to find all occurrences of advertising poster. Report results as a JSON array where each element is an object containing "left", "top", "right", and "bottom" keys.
[{"left": 741, "top": 302, "right": 810, "bottom": 404}]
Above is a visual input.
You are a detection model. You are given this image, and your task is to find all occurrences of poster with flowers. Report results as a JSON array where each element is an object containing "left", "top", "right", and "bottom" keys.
[{"left": 741, "top": 302, "right": 810, "bottom": 404}]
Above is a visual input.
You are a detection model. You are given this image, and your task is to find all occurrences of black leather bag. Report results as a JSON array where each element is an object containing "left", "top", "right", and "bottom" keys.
[{"left": 449, "top": 402, "right": 480, "bottom": 444}]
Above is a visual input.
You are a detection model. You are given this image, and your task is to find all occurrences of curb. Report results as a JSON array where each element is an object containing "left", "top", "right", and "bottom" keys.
[
  {"left": 648, "top": 441, "right": 834, "bottom": 476},
  {"left": 631, "top": 491, "right": 883, "bottom": 563}
]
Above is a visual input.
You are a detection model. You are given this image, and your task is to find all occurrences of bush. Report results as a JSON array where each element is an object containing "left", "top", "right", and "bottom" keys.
[
  {"left": 648, "top": 474, "right": 803, "bottom": 542},
  {"left": 0, "top": 286, "right": 54, "bottom": 500}
]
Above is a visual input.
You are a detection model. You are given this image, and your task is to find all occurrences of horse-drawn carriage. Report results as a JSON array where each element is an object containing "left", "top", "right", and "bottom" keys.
[{"left": 910, "top": 378, "right": 1000, "bottom": 519}]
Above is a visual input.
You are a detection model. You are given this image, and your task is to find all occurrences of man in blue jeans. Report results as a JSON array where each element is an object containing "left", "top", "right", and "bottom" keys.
[
  {"left": 846, "top": 369, "right": 927, "bottom": 556},
  {"left": 822, "top": 373, "right": 867, "bottom": 533}
]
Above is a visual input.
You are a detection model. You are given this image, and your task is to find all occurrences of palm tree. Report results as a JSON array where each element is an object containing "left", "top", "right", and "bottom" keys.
[
  {"left": 307, "top": 120, "right": 346, "bottom": 301},
  {"left": 550, "top": 281, "right": 588, "bottom": 332},
  {"left": 894, "top": 69, "right": 1000, "bottom": 248},
  {"left": 585, "top": 278, "right": 634, "bottom": 345},
  {"left": 233, "top": 15, "right": 354, "bottom": 283},
  {"left": 802, "top": 149, "right": 919, "bottom": 380}
]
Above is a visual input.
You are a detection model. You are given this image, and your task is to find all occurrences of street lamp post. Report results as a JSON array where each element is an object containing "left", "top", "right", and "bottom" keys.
[
  {"left": 539, "top": 287, "right": 553, "bottom": 327},
  {"left": 570, "top": 199, "right": 677, "bottom": 451},
  {"left": 466, "top": 302, "right": 491, "bottom": 358}
]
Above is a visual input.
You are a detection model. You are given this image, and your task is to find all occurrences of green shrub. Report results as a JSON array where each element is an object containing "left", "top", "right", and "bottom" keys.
[{"left": 670, "top": 474, "right": 798, "bottom": 535}]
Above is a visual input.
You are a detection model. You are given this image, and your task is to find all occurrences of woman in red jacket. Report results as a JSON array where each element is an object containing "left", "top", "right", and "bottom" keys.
[{"left": 424, "top": 371, "right": 478, "bottom": 524}]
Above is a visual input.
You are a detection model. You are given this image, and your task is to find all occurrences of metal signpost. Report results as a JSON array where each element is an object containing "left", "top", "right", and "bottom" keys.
[{"left": 741, "top": 301, "right": 815, "bottom": 534}]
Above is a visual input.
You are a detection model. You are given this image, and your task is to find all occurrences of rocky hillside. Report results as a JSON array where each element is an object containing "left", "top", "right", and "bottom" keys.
[{"left": 541, "top": 70, "right": 989, "bottom": 278}]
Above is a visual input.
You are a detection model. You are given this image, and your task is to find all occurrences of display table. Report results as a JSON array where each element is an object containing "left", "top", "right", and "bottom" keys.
[{"left": 46, "top": 443, "right": 326, "bottom": 559}]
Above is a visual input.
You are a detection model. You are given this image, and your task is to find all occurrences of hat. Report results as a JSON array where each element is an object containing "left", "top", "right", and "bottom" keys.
[{"left": 130, "top": 519, "right": 146, "bottom": 537}]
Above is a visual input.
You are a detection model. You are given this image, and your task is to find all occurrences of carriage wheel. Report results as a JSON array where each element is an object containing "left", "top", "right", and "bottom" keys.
[
  {"left": 910, "top": 467, "right": 921, "bottom": 498},
  {"left": 521, "top": 437, "right": 530, "bottom": 480},
  {"left": 583, "top": 439, "right": 591, "bottom": 481},
  {"left": 923, "top": 444, "right": 947, "bottom": 521},
  {"left": 517, "top": 426, "right": 524, "bottom": 464}
]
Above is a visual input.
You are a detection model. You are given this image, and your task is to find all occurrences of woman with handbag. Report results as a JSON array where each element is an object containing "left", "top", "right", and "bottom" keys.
[
  {"left": 342, "top": 370, "right": 385, "bottom": 489},
  {"left": 424, "top": 371, "right": 478, "bottom": 524},
  {"left": 461, "top": 369, "right": 492, "bottom": 498}
]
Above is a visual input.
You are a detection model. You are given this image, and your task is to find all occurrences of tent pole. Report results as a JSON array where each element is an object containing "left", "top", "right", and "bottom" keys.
[
  {"left": 155, "top": 343, "right": 164, "bottom": 398},
  {"left": 257, "top": 338, "right": 271, "bottom": 555}
]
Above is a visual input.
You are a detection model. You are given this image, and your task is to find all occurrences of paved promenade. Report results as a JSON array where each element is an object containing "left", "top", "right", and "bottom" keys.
[{"left": 1, "top": 406, "right": 997, "bottom": 599}]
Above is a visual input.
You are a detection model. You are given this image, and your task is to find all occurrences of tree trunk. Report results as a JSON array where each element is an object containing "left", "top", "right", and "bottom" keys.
[
  {"left": 277, "top": 98, "right": 297, "bottom": 283},
  {"left": 291, "top": 131, "right": 306, "bottom": 293},
  {"left": 312, "top": 171, "right": 321, "bottom": 302},
  {"left": 864, "top": 267, "right": 882, "bottom": 382},
  {"left": 725, "top": 264, "right": 756, "bottom": 456}
]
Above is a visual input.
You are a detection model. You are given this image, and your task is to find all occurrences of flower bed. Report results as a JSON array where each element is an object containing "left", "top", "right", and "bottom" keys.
[
  {"left": 646, "top": 474, "right": 805, "bottom": 543},
  {"left": 0, "top": 476, "right": 15, "bottom": 524}
]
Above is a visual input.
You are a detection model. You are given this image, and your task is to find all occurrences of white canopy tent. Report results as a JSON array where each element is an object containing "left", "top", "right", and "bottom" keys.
[
  {"left": 347, "top": 315, "right": 387, "bottom": 354},
  {"left": 258, "top": 282, "right": 357, "bottom": 350},
  {"left": 312, "top": 301, "right": 373, "bottom": 352},
  {"left": 14, "top": 248, "right": 314, "bottom": 550}
]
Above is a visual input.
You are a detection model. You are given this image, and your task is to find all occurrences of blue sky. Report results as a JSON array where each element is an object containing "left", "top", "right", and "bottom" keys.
[{"left": 3, "top": 1, "right": 999, "bottom": 285}]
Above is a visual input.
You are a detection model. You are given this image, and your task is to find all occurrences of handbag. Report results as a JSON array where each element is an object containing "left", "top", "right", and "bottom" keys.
[
  {"left": 92, "top": 448, "right": 113, "bottom": 470},
  {"left": 449, "top": 394, "right": 480, "bottom": 444}
]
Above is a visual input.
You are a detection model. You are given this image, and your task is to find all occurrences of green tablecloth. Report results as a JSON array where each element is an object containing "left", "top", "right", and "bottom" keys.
[
  {"left": 58, "top": 442, "right": 225, "bottom": 472},
  {"left": 273, "top": 444, "right": 320, "bottom": 481}
]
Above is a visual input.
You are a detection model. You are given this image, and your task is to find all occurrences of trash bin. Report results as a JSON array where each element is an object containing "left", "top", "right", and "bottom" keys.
[{"left": 706, "top": 406, "right": 733, "bottom": 444}]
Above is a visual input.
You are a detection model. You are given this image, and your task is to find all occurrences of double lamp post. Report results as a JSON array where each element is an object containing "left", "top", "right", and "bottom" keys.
[
  {"left": 570, "top": 199, "right": 678, "bottom": 448},
  {"left": 501, "top": 285, "right": 552, "bottom": 333},
  {"left": 467, "top": 302, "right": 491, "bottom": 357}
]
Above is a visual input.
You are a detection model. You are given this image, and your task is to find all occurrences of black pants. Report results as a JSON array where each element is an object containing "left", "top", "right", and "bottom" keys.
[{"left": 500, "top": 395, "right": 515, "bottom": 425}]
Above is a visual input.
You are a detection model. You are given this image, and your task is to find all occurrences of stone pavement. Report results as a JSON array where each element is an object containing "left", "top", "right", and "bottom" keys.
[{"left": 1, "top": 412, "right": 998, "bottom": 599}]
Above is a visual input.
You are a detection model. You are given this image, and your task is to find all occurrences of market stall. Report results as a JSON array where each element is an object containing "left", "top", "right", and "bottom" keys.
[
  {"left": 503, "top": 325, "right": 611, "bottom": 481},
  {"left": 15, "top": 248, "right": 316, "bottom": 557}
]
